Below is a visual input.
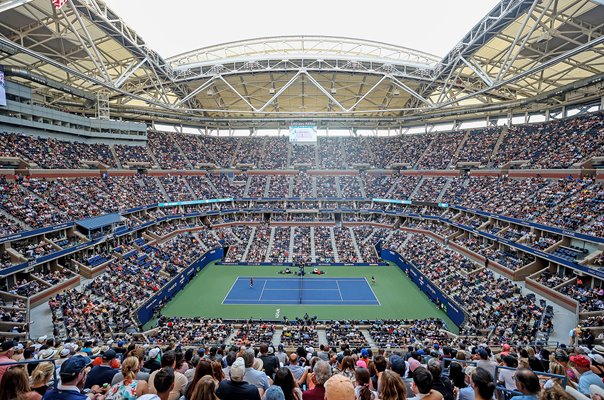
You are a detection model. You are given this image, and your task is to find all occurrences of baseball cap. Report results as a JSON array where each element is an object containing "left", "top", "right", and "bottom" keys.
[
  {"left": 117, "top": 340, "right": 125, "bottom": 347},
  {"left": 356, "top": 360, "right": 367, "bottom": 369},
  {"left": 588, "top": 353, "right": 604, "bottom": 365},
  {"left": 60, "top": 355, "right": 92, "bottom": 376},
  {"left": 361, "top": 349, "right": 369, "bottom": 357},
  {"left": 594, "top": 345, "right": 604, "bottom": 355},
  {"left": 389, "top": 355, "right": 406, "bottom": 375},
  {"left": 477, "top": 349, "right": 488, "bottom": 359},
  {"left": 103, "top": 349, "right": 117, "bottom": 360},
  {"left": 570, "top": 355, "right": 590, "bottom": 368},
  {"left": 230, "top": 357, "right": 245, "bottom": 380},
  {"left": 0, "top": 340, "right": 16, "bottom": 352},
  {"left": 149, "top": 348, "right": 160, "bottom": 359},
  {"left": 408, "top": 358, "right": 421, "bottom": 372}
]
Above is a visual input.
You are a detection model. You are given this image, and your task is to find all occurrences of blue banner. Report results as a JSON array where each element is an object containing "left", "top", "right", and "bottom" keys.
[
  {"left": 381, "top": 249, "right": 466, "bottom": 327},
  {"left": 136, "top": 248, "right": 224, "bottom": 325}
]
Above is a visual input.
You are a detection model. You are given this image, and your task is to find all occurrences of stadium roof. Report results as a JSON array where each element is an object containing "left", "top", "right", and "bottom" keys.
[{"left": 0, "top": 0, "right": 603, "bottom": 129}]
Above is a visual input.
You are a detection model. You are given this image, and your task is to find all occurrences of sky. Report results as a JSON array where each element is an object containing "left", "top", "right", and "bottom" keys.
[{"left": 102, "top": 0, "right": 501, "bottom": 59}]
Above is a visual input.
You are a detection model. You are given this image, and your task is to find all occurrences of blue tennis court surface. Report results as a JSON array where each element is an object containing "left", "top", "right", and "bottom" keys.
[{"left": 222, "top": 277, "right": 380, "bottom": 305}]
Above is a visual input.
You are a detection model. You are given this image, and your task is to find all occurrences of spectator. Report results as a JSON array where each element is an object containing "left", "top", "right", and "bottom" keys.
[
  {"left": 84, "top": 348, "right": 119, "bottom": 389},
  {"left": 273, "top": 368, "right": 302, "bottom": 400},
  {"left": 138, "top": 367, "right": 175, "bottom": 400},
  {"left": 31, "top": 362, "right": 55, "bottom": 397},
  {"left": 325, "top": 374, "right": 355, "bottom": 400},
  {"left": 148, "top": 351, "right": 188, "bottom": 400},
  {"left": 379, "top": 370, "right": 407, "bottom": 400},
  {"left": 354, "top": 367, "right": 377, "bottom": 400},
  {"left": 105, "top": 356, "right": 148, "bottom": 399},
  {"left": 0, "top": 367, "right": 42, "bottom": 400},
  {"left": 469, "top": 368, "right": 496, "bottom": 400},
  {"left": 258, "top": 344, "right": 280, "bottom": 380},
  {"left": 427, "top": 359, "right": 454, "bottom": 400},
  {"left": 571, "top": 355, "right": 604, "bottom": 396},
  {"left": 511, "top": 368, "right": 541, "bottom": 400},
  {"left": 303, "top": 360, "right": 332, "bottom": 400},
  {"left": 189, "top": 375, "right": 220, "bottom": 400},
  {"left": 242, "top": 351, "right": 270, "bottom": 392},
  {"left": 410, "top": 367, "right": 443, "bottom": 400},
  {"left": 265, "top": 386, "right": 286, "bottom": 400},
  {"left": 42, "top": 355, "right": 91, "bottom": 400},
  {"left": 186, "top": 359, "right": 215, "bottom": 399},
  {"left": 0, "top": 340, "right": 16, "bottom": 382},
  {"left": 216, "top": 357, "right": 261, "bottom": 400}
]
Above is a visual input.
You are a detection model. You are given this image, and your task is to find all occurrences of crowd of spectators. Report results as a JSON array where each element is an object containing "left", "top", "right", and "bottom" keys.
[
  {"left": 559, "top": 282, "right": 604, "bottom": 312},
  {"left": 281, "top": 324, "right": 318, "bottom": 347},
  {"left": 326, "top": 321, "right": 368, "bottom": 348},
  {"left": 1, "top": 330, "right": 604, "bottom": 400},
  {"left": 411, "top": 178, "right": 449, "bottom": 202},
  {"left": 152, "top": 317, "right": 233, "bottom": 346}
]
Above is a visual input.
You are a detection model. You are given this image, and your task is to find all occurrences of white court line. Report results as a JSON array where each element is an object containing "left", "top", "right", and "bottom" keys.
[
  {"left": 259, "top": 279, "right": 267, "bottom": 301},
  {"left": 263, "top": 288, "right": 340, "bottom": 291},
  {"left": 335, "top": 280, "right": 344, "bottom": 301},
  {"left": 364, "top": 277, "right": 382, "bottom": 306},
  {"left": 221, "top": 275, "right": 241, "bottom": 304}
]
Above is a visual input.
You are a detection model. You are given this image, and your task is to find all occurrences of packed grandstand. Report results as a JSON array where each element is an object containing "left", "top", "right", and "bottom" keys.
[{"left": 1, "top": 0, "right": 604, "bottom": 399}]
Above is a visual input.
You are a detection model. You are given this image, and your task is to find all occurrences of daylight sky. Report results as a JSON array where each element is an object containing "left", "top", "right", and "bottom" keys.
[{"left": 102, "top": 0, "right": 501, "bottom": 59}]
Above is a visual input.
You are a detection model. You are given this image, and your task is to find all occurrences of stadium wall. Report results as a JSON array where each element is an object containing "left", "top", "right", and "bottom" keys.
[{"left": 136, "top": 248, "right": 224, "bottom": 325}]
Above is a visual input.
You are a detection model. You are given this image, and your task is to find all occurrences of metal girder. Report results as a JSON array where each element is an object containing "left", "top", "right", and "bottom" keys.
[
  {"left": 432, "top": 34, "right": 604, "bottom": 110},
  {"left": 168, "top": 36, "right": 440, "bottom": 68}
]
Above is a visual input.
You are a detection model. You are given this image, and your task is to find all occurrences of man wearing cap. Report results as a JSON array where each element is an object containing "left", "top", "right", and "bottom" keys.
[
  {"left": 43, "top": 355, "right": 92, "bottom": 400},
  {"left": 84, "top": 348, "right": 119, "bottom": 389},
  {"left": 145, "top": 348, "right": 162, "bottom": 373},
  {"left": 0, "top": 340, "right": 16, "bottom": 382},
  {"left": 216, "top": 357, "right": 262, "bottom": 400},
  {"left": 387, "top": 355, "right": 413, "bottom": 398},
  {"left": 474, "top": 349, "right": 496, "bottom": 378},
  {"left": 571, "top": 354, "right": 604, "bottom": 396}
]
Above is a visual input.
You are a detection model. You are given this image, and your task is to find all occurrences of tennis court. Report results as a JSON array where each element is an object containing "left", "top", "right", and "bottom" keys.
[{"left": 222, "top": 277, "right": 380, "bottom": 305}]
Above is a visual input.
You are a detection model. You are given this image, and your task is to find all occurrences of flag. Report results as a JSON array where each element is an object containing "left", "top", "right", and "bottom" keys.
[{"left": 52, "top": 0, "right": 68, "bottom": 9}]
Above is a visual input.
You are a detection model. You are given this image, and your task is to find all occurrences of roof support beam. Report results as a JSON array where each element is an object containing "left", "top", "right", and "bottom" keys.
[
  {"left": 459, "top": 56, "right": 493, "bottom": 86},
  {"left": 303, "top": 71, "right": 347, "bottom": 111},
  {"left": 257, "top": 71, "right": 302, "bottom": 112},
  {"left": 349, "top": 75, "right": 387, "bottom": 111},
  {"left": 434, "top": 34, "right": 604, "bottom": 110},
  {"left": 495, "top": 0, "right": 552, "bottom": 82},
  {"left": 115, "top": 57, "right": 148, "bottom": 89},
  {"left": 218, "top": 75, "right": 257, "bottom": 111},
  {"left": 175, "top": 77, "right": 217, "bottom": 107},
  {"left": 388, "top": 76, "right": 432, "bottom": 106}
]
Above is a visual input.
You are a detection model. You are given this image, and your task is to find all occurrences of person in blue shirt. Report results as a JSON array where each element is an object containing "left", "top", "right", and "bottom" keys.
[
  {"left": 84, "top": 349, "right": 119, "bottom": 389},
  {"left": 43, "top": 355, "right": 92, "bottom": 400},
  {"left": 571, "top": 355, "right": 604, "bottom": 396},
  {"left": 510, "top": 368, "right": 541, "bottom": 400}
]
